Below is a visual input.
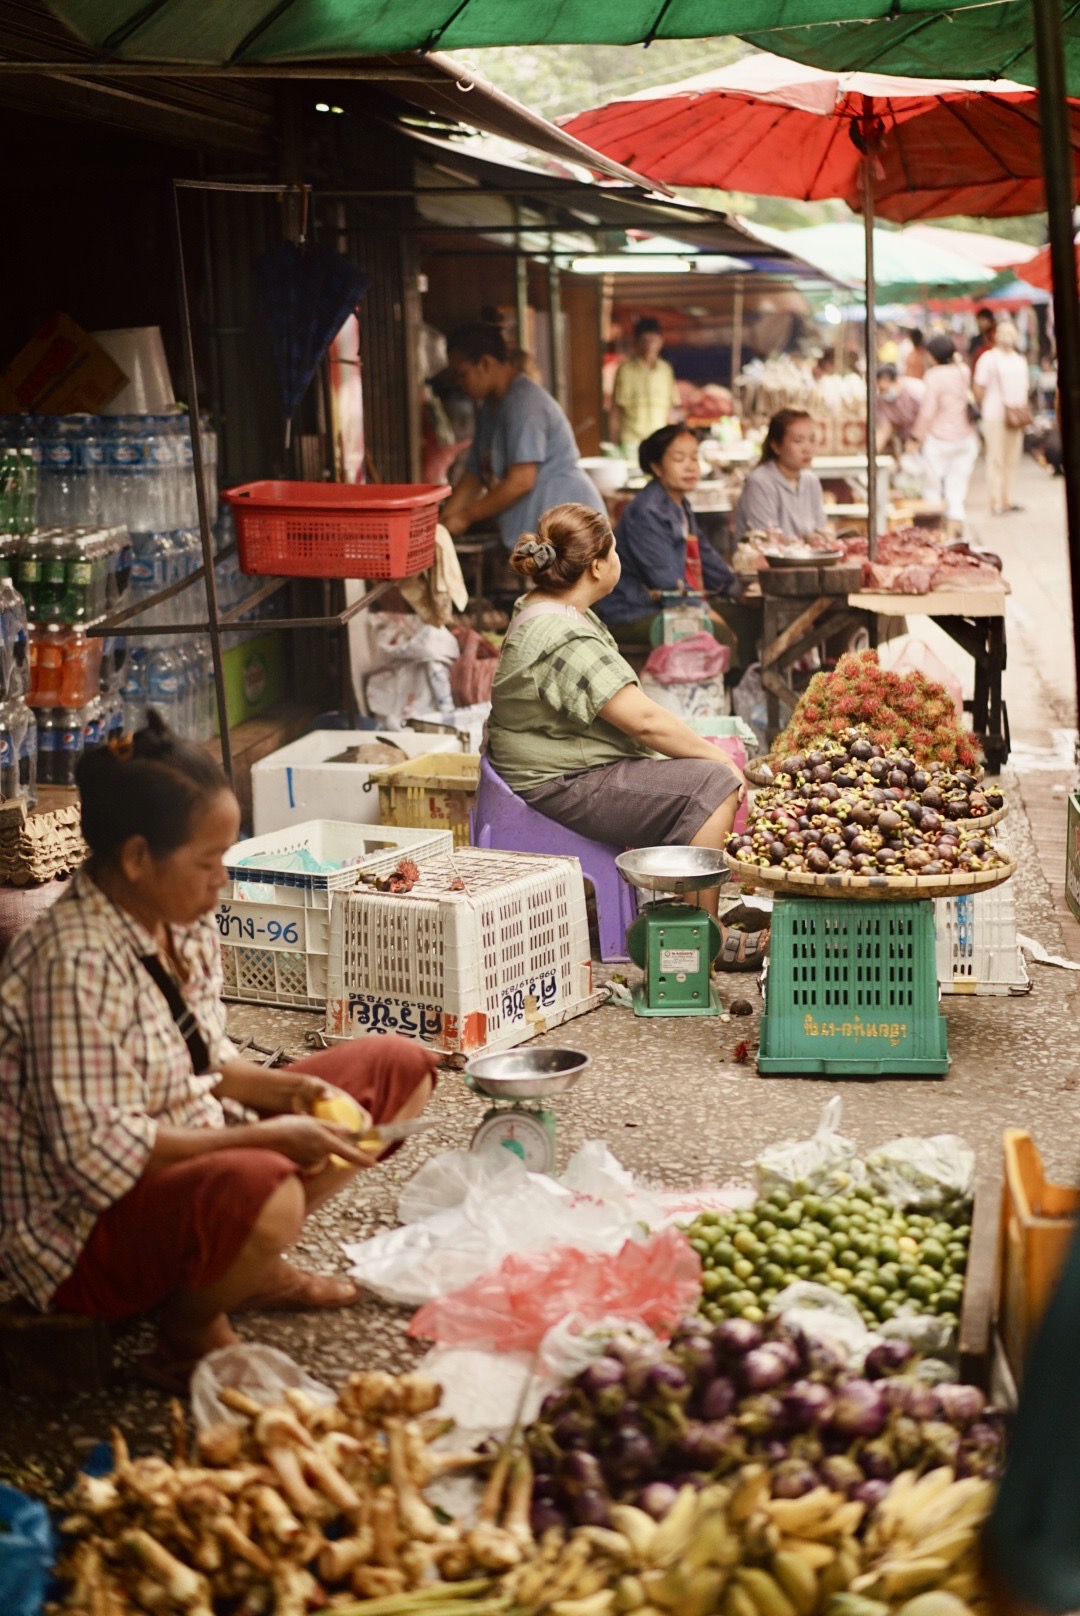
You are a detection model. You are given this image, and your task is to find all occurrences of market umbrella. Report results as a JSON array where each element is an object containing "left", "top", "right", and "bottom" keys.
[
  {"left": 563, "top": 53, "right": 1073, "bottom": 547},
  {"left": 752, "top": 221, "right": 995, "bottom": 300},
  {"left": 1015, "top": 239, "right": 1080, "bottom": 294},
  {"left": 902, "top": 224, "right": 1039, "bottom": 273},
  {"left": 253, "top": 240, "right": 371, "bottom": 447},
  {"left": 37, "top": 0, "right": 1080, "bottom": 90}
]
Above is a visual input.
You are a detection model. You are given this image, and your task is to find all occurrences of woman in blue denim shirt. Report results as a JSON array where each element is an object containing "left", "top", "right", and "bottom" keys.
[{"left": 596, "top": 425, "right": 741, "bottom": 652}]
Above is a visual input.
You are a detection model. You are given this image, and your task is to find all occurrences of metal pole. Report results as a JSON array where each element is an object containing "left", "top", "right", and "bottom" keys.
[
  {"left": 1032, "top": 0, "right": 1080, "bottom": 728},
  {"left": 171, "top": 179, "right": 233, "bottom": 784},
  {"left": 731, "top": 274, "right": 745, "bottom": 389},
  {"left": 548, "top": 253, "right": 567, "bottom": 409},
  {"left": 862, "top": 114, "right": 879, "bottom": 560}
]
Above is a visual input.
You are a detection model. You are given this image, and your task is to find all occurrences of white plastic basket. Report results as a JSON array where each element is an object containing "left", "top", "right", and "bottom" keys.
[
  {"left": 217, "top": 820, "right": 454, "bottom": 1009},
  {"left": 934, "top": 885, "right": 1030, "bottom": 996},
  {"left": 324, "top": 848, "right": 604, "bottom": 1055}
]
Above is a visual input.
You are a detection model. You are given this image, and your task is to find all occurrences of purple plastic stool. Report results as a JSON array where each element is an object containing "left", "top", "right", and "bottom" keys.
[{"left": 470, "top": 755, "right": 637, "bottom": 962}]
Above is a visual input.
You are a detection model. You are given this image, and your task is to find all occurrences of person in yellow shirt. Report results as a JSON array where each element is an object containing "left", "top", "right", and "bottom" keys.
[{"left": 610, "top": 318, "right": 680, "bottom": 462}]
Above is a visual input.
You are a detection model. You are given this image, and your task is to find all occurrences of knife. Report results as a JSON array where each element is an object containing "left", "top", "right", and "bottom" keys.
[{"left": 353, "top": 1118, "right": 438, "bottom": 1151}]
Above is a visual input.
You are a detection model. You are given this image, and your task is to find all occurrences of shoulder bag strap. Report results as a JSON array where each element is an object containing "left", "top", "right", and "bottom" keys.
[{"left": 138, "top": 952, "right": 212, "bottom": 1076}]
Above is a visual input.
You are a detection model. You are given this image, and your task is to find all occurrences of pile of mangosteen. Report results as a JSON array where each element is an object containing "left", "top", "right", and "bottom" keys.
[{"left": 728, "top": 728, "right": 1008, "bottom": 880}]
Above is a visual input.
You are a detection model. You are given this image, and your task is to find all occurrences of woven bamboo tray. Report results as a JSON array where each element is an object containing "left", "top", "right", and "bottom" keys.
[
  {"left": 724, "top": 849, "right": 1016, "bottom": 900},
  {"left": 956, "top": 805, "right": 1007, "bottom": 830}
]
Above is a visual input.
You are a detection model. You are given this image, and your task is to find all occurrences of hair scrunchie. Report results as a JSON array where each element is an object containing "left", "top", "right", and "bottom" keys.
[{"left": 518, "top": 539, "right": 556, "bottom": 571}]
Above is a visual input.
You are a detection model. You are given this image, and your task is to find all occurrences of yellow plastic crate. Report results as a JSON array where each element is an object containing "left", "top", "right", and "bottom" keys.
[
  {"left": 999, "top": 1129, "right": 1080, "bottom": 1381},
  {"left": 366, "top": 752, "right": 480, "bottom": 848}
]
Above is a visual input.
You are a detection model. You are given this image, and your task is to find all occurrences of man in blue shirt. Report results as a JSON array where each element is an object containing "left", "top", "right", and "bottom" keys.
[{"left": 440, "top": 323, "right": 605, "bottom": 551}]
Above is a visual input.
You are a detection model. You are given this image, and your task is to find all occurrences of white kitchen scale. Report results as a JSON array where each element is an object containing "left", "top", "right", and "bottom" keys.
[{"left": 462, "top": 1047, "right": 590, "bottom": 1175}]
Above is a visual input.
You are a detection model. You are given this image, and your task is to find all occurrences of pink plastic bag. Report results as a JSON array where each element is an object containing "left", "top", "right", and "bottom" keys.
[
  {"left": 642, "top": 632, "right": 731, "bottom": 686},
  {"left": 408, "top": 1229, "right": 702, "bottom": 1353}
]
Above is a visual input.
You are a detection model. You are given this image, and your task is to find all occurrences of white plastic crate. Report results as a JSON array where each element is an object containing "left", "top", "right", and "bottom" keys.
[
  {"left": 251, "top": 730, "right": 461, "bottom": 834},
  {"left": 324, "top": 848, "right": 604, "bottom": 1055},
  {"left": 217, "top": 820, "right": 453, "bottom": 1009},
  {"left": 934, "top": 885, "right": 1030, "bottom": 996}
]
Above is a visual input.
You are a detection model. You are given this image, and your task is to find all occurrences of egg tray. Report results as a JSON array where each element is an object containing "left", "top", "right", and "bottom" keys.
[{"left": 724, "top": 849, "right": 1016, "bottom": 900}]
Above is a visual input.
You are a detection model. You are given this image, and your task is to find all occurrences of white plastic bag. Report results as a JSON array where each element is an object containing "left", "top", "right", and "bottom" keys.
[
  {"left": 732, "top": 663, "right": 768, "bottom": 750},
  {"left": 774, "top": 1281, "right": 954, "bottom": 1370},
  {"left": 865, "top": 1134, "right": 975, "bottom": 1213},
  {"left": 755, "top": 1096, "right": 863, "bottom": 1198},
  {"left": 344, "top": 1143, "right": 665, "bottom": 1307},
  {"left": 191, "top": 1345, "right": 335, "bottom": 1433}
]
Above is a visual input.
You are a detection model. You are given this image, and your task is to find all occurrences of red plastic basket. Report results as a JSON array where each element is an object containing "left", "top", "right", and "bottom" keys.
[{"left": 222, "top": 481, "right": 450, "bottom": 580}]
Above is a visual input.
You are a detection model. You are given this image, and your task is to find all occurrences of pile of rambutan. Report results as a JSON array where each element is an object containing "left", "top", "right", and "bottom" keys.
[{"left": 770, "top": 650, "right": 982, "bottom": 771}]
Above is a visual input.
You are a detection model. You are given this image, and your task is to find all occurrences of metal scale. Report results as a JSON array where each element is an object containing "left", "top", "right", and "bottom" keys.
[
  {"left": 615, "top": 846, "right": 729, "bottom": 1017},
  {"left": 463, "top": 1047, "right": 590, "bottom": 1175}
]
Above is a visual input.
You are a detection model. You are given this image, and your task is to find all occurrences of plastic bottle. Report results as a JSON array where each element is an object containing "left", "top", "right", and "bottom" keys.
[
  {"left": 129, "top": 531, "right": 179, "bottom": 627},
  {"left": 82, "top": 696, "right": 106, "bottom": 754},
  {"left": 17, "top": 702, "right": 38, "bottom": 804},
  {"left": 35, "top": 709, "right": 59, "bottom": 787},
  {"left": 0, "top": 705, "right": 15, "bottom": 799},
  {"left": 145, "top": 642, "right": 184, "bottom": 733},
  {"left": 57, "top": 706, "right": 86, "bottom": 785},
  {"left": 121, "top": 639, "right": 149, "bottom": 734}
]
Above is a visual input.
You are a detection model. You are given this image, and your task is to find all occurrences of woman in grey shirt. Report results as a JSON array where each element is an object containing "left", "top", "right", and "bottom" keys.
[{"left": 734, "top": 408, "right": 828, "bottom": 541}]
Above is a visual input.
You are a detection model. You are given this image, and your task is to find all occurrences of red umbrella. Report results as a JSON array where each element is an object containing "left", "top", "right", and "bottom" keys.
[
  {"left": 562, "top": 53, "right": 1080, "bottom": 223},
  {"left": 1015, "top": 239, "right": 1080, "bottom": 293}
]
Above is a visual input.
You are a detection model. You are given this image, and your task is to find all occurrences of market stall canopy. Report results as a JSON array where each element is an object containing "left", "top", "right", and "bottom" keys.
[
  {"left": 751, "top": 221, "right": 995, "bottom": 299},
  {"left": 40, "top": 0, "right": 1080, "bottom": 95},
  {"left": 562, "top": 53, "right": 1080, "bottom": 223},
  {"left": 903, "top": 225, "right": 1039, "bottom": 272}
]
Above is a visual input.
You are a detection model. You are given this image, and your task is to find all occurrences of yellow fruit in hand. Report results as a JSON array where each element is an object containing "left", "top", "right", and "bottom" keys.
[{"left": 312, "top": 1093, "right": 366, "bottom": 1167}]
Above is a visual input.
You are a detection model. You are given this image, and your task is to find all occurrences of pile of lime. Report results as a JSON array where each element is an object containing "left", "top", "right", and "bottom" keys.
[{"left": 684, "top": 1183, "right": 970, "bottom": 1329}]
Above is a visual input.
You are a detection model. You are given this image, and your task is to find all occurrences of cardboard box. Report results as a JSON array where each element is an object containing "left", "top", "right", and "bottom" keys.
[{"left": 0, "top": 313, "right": 128, "bottom": 414}]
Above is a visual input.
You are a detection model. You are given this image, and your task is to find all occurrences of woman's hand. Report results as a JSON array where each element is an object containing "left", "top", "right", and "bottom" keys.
[
  {"left": 216, "top": 1060, "right": 351, "bottom": 1119},
  {"left": 254, "top": 1113, "right": 371, "bottom": 1172},
  {"left": 444, "top": 510, "right": 471, "bottom": 538}
]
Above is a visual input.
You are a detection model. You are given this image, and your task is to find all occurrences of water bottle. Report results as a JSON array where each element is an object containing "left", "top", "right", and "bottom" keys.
[
  {"left": 106, "top": 416, "right": 152, "bottom": 530},
  {"left": 16, "top": 702, "right": 37, "bottom": 804},
  {"left": 39, "top": 418, "right": 99, "bottom": 525},
  {"left": 105, "top": 688, "right": 125, "bottom": 743},
  {"left": 121, "top": 639, "right": 149, "bottom": 734},
  {"left": 145, "top": 642, "right": 183, "bottom": 732},
  {"left": 0, "top": 704, "right": 15, "bottom": 799},
  {"left": 129, "top": 531, "right": 178, "bottom": 627},
  {"left": 0, "top": 576, "right": 29, "bottom": 700},
  {"left": 194, "top": 637, "right": 216, "bottom": 740},
  {"left": 82, "top": 696, "right": 106, "bottom": 754},
  {"left": 200, "top": 413, "right": 218, "bottom": 516}
]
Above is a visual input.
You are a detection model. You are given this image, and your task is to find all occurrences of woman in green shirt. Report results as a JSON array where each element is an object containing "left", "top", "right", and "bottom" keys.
[{"left": 487, "top": 502, "right": 745, "bottom": 920}]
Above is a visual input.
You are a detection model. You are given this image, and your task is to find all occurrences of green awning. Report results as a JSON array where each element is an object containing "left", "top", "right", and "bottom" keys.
[
  {"left": 751, "top": 220, "right": 996, "bottom": 297},
  {"left": 40, "top": 0, "right": 1065, "bottom": 84}
]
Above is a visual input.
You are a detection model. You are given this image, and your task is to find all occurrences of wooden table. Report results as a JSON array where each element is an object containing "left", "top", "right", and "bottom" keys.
[
  {"left": 848, "top": 585, "right": 1010, "bottom": 770},
  {"left": 760, "top": 591, "right": 868, "bottom": 740}
]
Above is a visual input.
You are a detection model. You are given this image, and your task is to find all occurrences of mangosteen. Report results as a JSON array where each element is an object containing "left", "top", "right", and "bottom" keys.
[
  {"left": 945, "top": 800, "right": 967, "bottom": 821},
  {"left": 853, "top": 854, "right": 874, "bottom": 872},
  {"left": 807, "top": 751, "right": 826, "bottom": 769},
  {"left": 905, "top": 849, "right": 931, "bottom": 872},
  {"left": 832, "top": 768, "right": 856, "bottom": 789},
  {"left": 870, "top": 788, "right": 889, "bottom": 807},
  {"left": 821, "top": 833, "right": 844, "bottom": 855},
  {"left": 818, "top": 783, "right": 840, "bottom": 803},
  {"left": 898, "top": 757, "right": 916, "bottom": 776},
  {"left": 887, "top": 768, "right": 908, "bottom": 790},
  {"left": 920, "top": 810, "right": 943, "bottom": 836},
  {"left": 806, "top": 847, "right": 830, "bottom": 874},
  {"left": 877, "top": 810, "right": 903, "bottom": 836},
  {"left": 781, "top": 755, "right": 806, "bottom": 777},
  {"left": 804, "top": 828, "right": 823, "bottom": 845},
  {"left": 911, "top": 769, "right": 930, "bottom": 793},
  {"left": 986, "top": 790, "right": 1004, "bottom": 809},
  {"left": 849, "top": 834, "right": 874, "bottom": 857},
  {"left": 922, "top": 861, "right": 944, "bottom": 875},
  {"left": 883, "top": 788, "right": 904, "bottom": 804},
  {"left": 869, "top": 758, "right": 889, "bottom": 782},
  {"left": 906, "top": 804, "right": 924, "bottom": 827},
  {"left": 831, "top": 849, "right": 854, "bottom": 870},
  {"left": 967, "top": 837, "right": 986, "bottom": 856},
  {"left": 797, "top": 816, "right": 811, "bottom": 831},
  {"left": 849, "top": 738, "right": 873, "bottom": 762},
  {"left": 811, "top": 764, "right": 833, "bottom": 785},
  {"left": 958, "top": 771, "right": 976, "bottom": 790},
  {"left": 920, "top": 786, "right": 945, "bottom": 811}
]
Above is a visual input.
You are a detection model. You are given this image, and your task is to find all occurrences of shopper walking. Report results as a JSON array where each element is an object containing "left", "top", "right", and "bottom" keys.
[
  {"left": 610, "top": 317, "right": 680, "bottom": 464},
  {"left": 908, "top": 335, "right": 979, "bottom": 540},
  {"left": 974, "top": 320, "right": 1032, "bottom": 515}
]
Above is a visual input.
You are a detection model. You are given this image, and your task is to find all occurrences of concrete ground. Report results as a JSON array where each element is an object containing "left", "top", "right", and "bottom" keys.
[{"left": 3, "top": 451, "right": 1079, "bottom": 1492}]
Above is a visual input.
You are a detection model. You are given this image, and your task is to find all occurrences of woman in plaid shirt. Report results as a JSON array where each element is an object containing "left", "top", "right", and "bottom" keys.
[{"left": 0, "top": 715, "right": 436, "bottom": 1388}]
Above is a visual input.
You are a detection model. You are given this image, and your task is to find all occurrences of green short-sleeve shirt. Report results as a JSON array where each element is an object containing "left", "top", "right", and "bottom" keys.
[{"left": 487, "top": 600, "right": 651, "bottom": 793}]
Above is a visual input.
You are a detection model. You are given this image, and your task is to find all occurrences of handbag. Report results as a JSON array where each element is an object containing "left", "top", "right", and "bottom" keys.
[{"left": 1005, "top": 401, "right": 1034, "bottom": 430}]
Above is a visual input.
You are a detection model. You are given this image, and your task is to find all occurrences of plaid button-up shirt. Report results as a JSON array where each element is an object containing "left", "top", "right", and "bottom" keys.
[{"left": 0, "top": 870, "right": 237, "bottom": 1309}]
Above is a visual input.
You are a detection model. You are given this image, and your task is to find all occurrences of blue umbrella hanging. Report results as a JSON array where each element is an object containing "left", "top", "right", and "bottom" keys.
[{"left": 254, "top": 240, "right": 371, "bottom": 447}]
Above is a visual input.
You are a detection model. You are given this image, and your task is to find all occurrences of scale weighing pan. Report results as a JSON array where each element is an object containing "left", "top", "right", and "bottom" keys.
[
  {"left": 763, "top": 548, "right": 846, "bottom": 568},
  {"left": 463, "top": 1046, "right": 590, "bottom": 1100},
  {"left": 616, "top": 846, "right": 730, "bottom": 896}
]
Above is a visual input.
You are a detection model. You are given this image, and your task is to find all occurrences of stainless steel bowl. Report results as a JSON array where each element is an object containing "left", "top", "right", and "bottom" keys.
[
  {"left": 615, "top": 845, "right": 731, "bottom": 895},
  {"left": 463, "top": 1047, "right": 590, "bottom": 1100}
]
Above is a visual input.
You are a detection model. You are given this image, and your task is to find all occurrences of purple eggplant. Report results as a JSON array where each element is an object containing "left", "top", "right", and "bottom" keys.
[
  {"left": 637, "top": 1481, "right": 679, "bottom": 1520},
  {"left": 740, "top": 1347, "right": 791, "bottom": 1392},
  {"left": 920, "top": 1419, "right": 962, "bottom": 1467},
  {"left": 771, "top": 1459, "right": 819, "bottom": 1499},
  {"left": 677, "top": 1419, "right": 737, "bottom": 1470},
  {"left": 852, "top": 1478, "right": 890, "bottom": 1509},
  {"left": 864, "top": 1339, "right": 915, "bottom": 1379},
  {"left": 820, "top": 1454, "right": 864, "bottom": 1496},
  {"left": 530, "top": 1499, "right": 567, "bottom": 1535},
  {"left": 572, "top": 1488, "right": 612, "bottom": 1528},
  {"left": 858, "top": 1439, "right": 897, "bottom": 1481},
  {"left": 675, "top": 1334, "right": 719, "bottom": 1383},
  {"left": 935, "top": 1382, "right": 986, "bottom": 1429},
  {"left": 606, "top": 1427, "right": 656, "bottom": 1483},
  {"left": 714, "top": 1318, "right": 764, "bottom": 1359},
  {"left": 700, "top": 1375, "right": 738, "bottom": 1421},
  {"left": 560, "top": 1451, "right": 604, "bottom": 1494},
  {"left": 578, "top": 1356, "right": 625, "bottom": 1400},
  {"left": 553, "top": 1409, "right": 595, "bottom": 1451},
  {"left": 781, "top": 1379, "right": 836, "bottom": 1431},
  {"left": 737, "top": 1394, "right": 785, "bottom": 1438},
  {"left": 644, "top": 1361, "right": 691, "bottom": 1404},
  {"left": 830, "top": 1379, "right": 888, "bottom": 1439}
]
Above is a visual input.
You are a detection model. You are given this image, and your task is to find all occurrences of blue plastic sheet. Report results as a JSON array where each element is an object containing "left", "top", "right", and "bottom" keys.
[{"left": 0, "top": 1484, "right": 55, "bottom": 1616}]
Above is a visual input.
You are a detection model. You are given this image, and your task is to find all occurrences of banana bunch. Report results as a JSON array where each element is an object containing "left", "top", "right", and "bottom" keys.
[
  {"left": 725, "top": 1472, "right": 864, "bottom": 1616},
  {"left": 849, "top": 1469, "right": 994, "bottom": 1607}
]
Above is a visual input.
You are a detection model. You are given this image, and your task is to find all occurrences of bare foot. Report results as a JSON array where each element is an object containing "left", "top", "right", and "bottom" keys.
[
  {"left": 139, "top": 1314, "right": 238, "bottom": 1392},
  {"left": 237, "top": 1259, "right": 360, "bottom": 1313}
]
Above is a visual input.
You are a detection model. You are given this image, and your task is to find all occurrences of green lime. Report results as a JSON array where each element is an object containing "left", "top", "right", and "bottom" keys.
[
  {"left": 732, "top": 1229, "right": 757, "bottom": 1255},
  {"left": 747, "top": 1274, "right": 764, "bottom": 1293},
  {"left": 717, "top": 1271, "right": 740, "bottom": 1295},
  {"left": 714, "top": 1242, "right": 738, "bottom": 1267},
  {"left": 769, "top": 1240, "right": 793, "bottom": 1265},
  {"left": 789, "top": 1243, "right": 812, "bottom": 1265},
  {"left": 838, "top": 1248, "right": 860, "bottom": 1269},
  {"left": 808, "top": 1249, "right": 831, "bottom": 1273},
  {"left": 702, "top": 1270, "right": 723, "bottom": 1297},
  {"left": 756, "top": 1219, "right": 779, "bottom": 1241},
  {"left": 763, "top": 1263, "right": 786, "bottom": 1287},
  {"left": 795, "top": 1264, "right": 812, "bottom": 1279},
  {"left": 697, "top": 1211, "right": 721, "bottom": 1227},
  {"left": 907, "top": 1274, "right": 935, "bottom": 1303},
  {"left": 690, "top": 1239, "right": 710, "bottom": 1257},
  {"left": 920, "top": 1239, "right": 947, "bottom": 1269},
  {"left": 831, "top": 1215, "right": 851, "bottom": 1235},
  {"left": 877, "top": 1237, "right": 901, "bottom": 1263},
  {"left": 769, "top": 1189, "right": 791, "bottom": 1210},
  {"left": 732, "top": 1257, "right": 754, "bottom": 1281},
  {"left": 833, "top": 1267, "right": 854, "bottom": 1286},
  {"left": 867, "top": 1284, "right": 888, "bottom": 1306},
  {"left": 742, "top": 1305, "right": 765, "bottom": 1323}
]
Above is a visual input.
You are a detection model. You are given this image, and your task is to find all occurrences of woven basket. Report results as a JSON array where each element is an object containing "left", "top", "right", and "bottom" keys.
[{"left": 724, "top": 850, "right": 1016, "bottom": 900}]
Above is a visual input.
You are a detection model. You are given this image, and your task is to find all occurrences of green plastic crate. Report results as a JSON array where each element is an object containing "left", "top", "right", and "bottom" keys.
[{"left": 759, "top": 898, "right": 949, "bottom": 1077}]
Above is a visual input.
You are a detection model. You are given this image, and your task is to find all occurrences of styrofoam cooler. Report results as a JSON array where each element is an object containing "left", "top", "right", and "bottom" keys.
[
  {"left": 217, "top": 820, "right": 453, "bottom": 1009},
  {"left": 324, "top": 849, "right": 604, "bottom": 1055},
  {"left": 251, "top": 730, "right": 461, "bottom": 834},
  {"left": 934, "top": 884, "right": 1030, "bottom": 996}
]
